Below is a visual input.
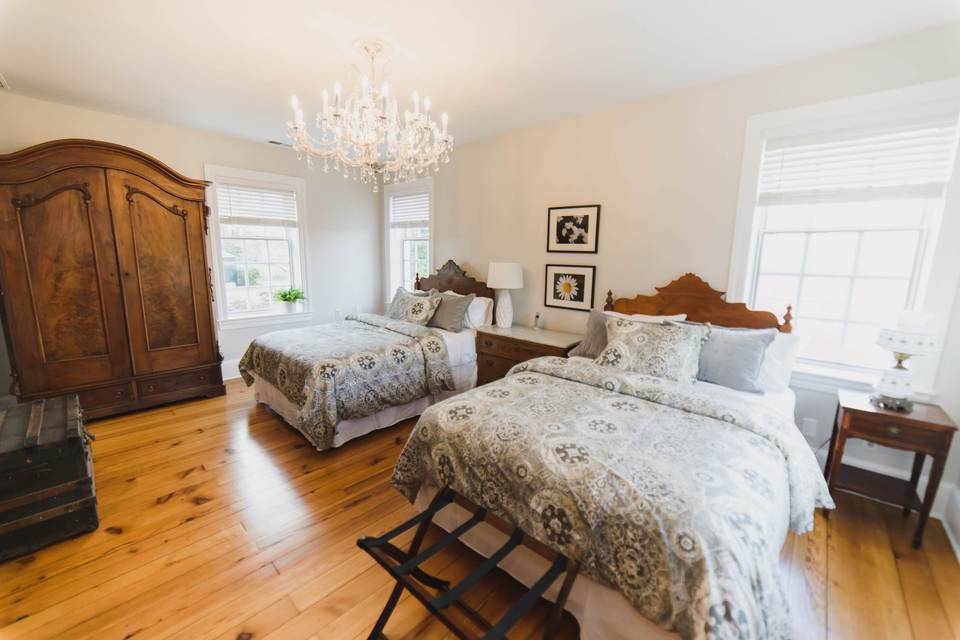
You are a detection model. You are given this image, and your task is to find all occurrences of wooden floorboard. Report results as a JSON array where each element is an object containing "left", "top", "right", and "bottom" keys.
[{"left": 1, "top": 379, "right": 957, "bottom": 639}]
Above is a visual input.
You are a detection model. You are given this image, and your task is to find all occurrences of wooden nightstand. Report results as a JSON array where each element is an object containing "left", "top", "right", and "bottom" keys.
[
  {"left": 475, "top": 325, "right": 581, "bottom": 385},
  {"left": 825, "top": 389, "right": 956, "bottom": 548}
]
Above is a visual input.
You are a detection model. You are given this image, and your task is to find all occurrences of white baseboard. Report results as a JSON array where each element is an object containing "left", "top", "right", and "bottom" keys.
[
  {"left": 221, "top": 358, "right": 241, "bottom": 381},
  {"left": 944, "top": 489, "right": 960, "bottom": 563}
]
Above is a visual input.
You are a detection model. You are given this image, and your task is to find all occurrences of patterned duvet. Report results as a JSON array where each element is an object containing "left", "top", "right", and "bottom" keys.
[
  {"left": 238, "top": 313, "right": 454, "bottom": 451},
  {"left": 391, "top": 356, "right": 833, "bottom": 640}
]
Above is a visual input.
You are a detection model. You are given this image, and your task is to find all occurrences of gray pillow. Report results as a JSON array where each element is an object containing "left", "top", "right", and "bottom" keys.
[
  {"left": 429, "top": 293, "right": 476, "bottom": 332},
  {"left": 697, "top": 325, "right": 777, "bottom": 392},
  {"left": 568, "top": 310, "right": 610, "bottom": 358}
]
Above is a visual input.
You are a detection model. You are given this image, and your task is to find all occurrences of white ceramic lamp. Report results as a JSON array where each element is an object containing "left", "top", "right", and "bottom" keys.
[
  {"left": 487, "top": 262, "right": 523, "bottom": 329},
  {"left": 872, "top": 311, "right": 939, "bottom": 412}
]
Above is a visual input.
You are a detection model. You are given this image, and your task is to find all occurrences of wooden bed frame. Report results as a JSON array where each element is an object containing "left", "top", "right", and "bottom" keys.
[
  {"left": 604, "top": 273, "right": 792, "bottom": 333},
  {"left": 414, "top": 259, "right": 495, "bottom": 299}
]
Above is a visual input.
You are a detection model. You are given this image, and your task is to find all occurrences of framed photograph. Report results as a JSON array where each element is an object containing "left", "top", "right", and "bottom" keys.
[
  {"left": 547, "top": 204, "right": 601, "bottom": 253},
  {"left": 544, "top": 264, "right": 596, "bottom": 312}
]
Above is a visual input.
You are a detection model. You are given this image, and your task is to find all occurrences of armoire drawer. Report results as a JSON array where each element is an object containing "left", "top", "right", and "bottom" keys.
[
  {"left": 78, "top": 382, "right": 135, "bottom": 410},
  {"left": 137, "top": 366, "right": 222, "bottom": 398}
]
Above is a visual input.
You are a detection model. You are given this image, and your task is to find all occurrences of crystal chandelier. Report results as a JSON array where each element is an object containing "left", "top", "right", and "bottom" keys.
[{"left": 287, "top": 39, "right": 454, "bottom": 191}]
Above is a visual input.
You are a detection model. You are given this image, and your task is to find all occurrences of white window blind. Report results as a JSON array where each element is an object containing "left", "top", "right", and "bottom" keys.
[
  {"left": 758, "top": 114, "right": 960, "bottom": 206},
  {"left": 216, "top": 184, "right": 299, "bottom": 227},
  {"left": 389, "top": 192, "right": 431, "bottom": 228}
]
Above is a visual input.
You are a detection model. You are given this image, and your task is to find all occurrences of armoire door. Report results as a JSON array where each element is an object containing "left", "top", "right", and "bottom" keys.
[
  {"left": 105, "top": 170, "right": 216, "bottom": 374},
  {"left": 0, "top": 167, "right": 132, "bottom": 394}
]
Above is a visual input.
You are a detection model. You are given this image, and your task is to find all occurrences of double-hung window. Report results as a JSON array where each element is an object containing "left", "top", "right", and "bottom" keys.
[
  {"left": 741, "top": 108, "right": 960, "bottom": 371},
  {"left": 385, "top": 179, "right": 432, "bottom": 295},
  {"left": 206, "top": 166, "right": 308, "bottom": 321}
]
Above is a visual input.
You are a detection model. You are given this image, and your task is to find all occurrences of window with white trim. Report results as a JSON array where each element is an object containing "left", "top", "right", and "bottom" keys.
[
  {"left": 206, "top": 166, "right": 308, "bottom": 320},
  {"left": 385, "top": 180, "right": 432, "bottom": 294},
  {"left": 745, "top": 112, "right": 960, "bottom": 370}
]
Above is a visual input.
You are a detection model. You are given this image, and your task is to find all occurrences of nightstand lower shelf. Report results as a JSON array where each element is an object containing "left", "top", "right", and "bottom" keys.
[{"left": 832, "top": 464, "right": 922, "bottom": 512}]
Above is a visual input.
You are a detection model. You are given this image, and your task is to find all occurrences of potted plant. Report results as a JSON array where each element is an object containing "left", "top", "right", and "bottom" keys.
[{"left": 274, "top": 288, "right": 306, "bottom": 313}]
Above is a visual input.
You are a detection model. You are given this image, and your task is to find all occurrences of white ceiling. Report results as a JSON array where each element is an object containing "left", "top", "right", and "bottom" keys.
[{"left": 1, "top": 0, "right": 958, "bottom": 145}]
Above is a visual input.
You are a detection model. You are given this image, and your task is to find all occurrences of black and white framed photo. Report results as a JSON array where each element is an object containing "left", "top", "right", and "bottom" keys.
[
  {"left": 547, "top": 204, "right": 601, "bottom": 253},
  {"left": 544, "top": 264, "right": 595, "bottom": 312}
]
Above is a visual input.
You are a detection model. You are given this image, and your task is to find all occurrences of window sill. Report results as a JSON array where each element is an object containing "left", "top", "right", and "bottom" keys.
[
  {"left": 218, "top": 311, "right": 314, "bottom": 331},
  {"left": 790, "top": 361, "right": 934, "bottom": 401}
]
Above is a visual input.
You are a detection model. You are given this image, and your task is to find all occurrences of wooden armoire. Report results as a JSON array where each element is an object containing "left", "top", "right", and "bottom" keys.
[{"left": 0, "top": 139, "right": 225, "bottom": 418}]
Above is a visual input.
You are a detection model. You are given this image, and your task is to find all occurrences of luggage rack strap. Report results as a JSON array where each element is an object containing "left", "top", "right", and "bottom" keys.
[{"left": 357, "top": 487, "right": 579, "bottom": 640}]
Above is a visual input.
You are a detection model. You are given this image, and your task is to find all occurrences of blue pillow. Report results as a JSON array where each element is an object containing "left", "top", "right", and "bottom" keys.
[{"left": 697, "top": 326, "right": 777, "bottom": 393}]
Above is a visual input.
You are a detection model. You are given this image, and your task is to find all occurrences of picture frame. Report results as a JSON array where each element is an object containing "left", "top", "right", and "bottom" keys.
[
  {"left": 546, "top": 204, "right": 601, "bottom": 253},
  {"left": 544, "top": 264, "right": 596, "bottom": 312}
]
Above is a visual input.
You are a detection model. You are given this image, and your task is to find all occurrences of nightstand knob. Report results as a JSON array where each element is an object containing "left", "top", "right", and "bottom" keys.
[{"left": 885, "top": 424, "right": 901, "bottom": 436}]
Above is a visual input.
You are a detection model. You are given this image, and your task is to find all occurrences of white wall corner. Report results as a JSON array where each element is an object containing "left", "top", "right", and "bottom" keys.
[{"left": 221, "top": 358, "right": 241, "bottom": 381}]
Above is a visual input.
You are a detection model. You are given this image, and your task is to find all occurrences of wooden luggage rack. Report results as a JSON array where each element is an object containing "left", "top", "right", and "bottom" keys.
[{"left": 358, "top": 487, "right": 579, "bottom": 639}]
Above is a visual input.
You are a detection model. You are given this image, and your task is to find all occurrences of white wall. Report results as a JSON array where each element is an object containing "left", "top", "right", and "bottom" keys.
[
  {"left": 432, "top": 22, "right": 960, "bottom": 518},
  {"left": 0, "top": 91, "right": 381, "bottom": 389}
]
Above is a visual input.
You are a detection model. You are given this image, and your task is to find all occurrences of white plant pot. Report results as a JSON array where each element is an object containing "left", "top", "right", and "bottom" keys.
[{"left": 281, "top": 301, "right": 303, "bottom": 314}]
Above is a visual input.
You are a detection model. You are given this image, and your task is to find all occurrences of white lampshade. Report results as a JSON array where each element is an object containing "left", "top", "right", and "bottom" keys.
[
  {"left": 876, "top": 311, "right": 939, "bottom": 356},
  {"left": 487, "top": 262, "right": 523, "bottom": 290}
]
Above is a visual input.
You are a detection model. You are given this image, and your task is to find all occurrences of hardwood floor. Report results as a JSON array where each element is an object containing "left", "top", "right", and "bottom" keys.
[{"left": 1, "top": 379, "right": 958, "bottom": 639}]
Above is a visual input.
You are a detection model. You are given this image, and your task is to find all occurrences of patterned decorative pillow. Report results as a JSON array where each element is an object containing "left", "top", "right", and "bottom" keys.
[
  {"left": 595, "top": 317, "right": 709, "bottom": 383},
  {"left": 387, "top": 287, "right": 441, "bottom": 325}
]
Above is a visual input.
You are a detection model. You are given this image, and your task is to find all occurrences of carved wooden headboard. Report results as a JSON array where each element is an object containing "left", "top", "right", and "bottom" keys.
[
  {"left": 603, "top": 273, "right": 792, "bottom": 333},
  {"left": 415, "top": 259, "right": 495, "bottom": 299}
]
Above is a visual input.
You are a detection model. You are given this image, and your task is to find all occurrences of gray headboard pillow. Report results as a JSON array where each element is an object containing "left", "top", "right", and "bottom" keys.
[
  {"left": 429, "top": 292, "right": 476, "bottom": 332},
  {"left": 696, "top": 325, "right": 778, "bottom": 392}
]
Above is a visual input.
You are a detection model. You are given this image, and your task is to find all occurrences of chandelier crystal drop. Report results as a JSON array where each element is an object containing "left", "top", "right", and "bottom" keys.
[{"left": 287, "top": 39, "right": 454, "bottom": 192}]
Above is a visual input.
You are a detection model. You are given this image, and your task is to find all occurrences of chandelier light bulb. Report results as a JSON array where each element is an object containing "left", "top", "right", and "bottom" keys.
[
  {"left": 423, "top": 96, "right": 431, "bottom": 116},
  {"left": 291, "top": 94, "right": 299, "bottom": 111},
  {"left": 412, "top": 91, "right": 420, "bottom": 114}
]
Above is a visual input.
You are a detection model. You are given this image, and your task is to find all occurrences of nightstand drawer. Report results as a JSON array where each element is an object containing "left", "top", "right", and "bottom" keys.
[
  {"left": 845, "top": 411, "right": 947, "bottom": 453},
  {"left": 477, "top": 353, "right": 516, "bottom": 384},
  {"left": 476, "top": 334, "right": 565, "bottom": 361}
]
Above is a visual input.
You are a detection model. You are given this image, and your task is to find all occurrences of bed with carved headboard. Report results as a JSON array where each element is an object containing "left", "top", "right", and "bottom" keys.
[
  {"left": 238, "top": 259, "right": 492, "bottom": 452},
  {"left": 391, "top": 273, "right": 830, "bottom": 640}
]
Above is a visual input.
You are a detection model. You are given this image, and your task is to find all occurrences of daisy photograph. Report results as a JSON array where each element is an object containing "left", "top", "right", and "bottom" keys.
[
  {"left": 545, "top": 264, "right": 595, "bottom": 311},
  {"left": 547, "top": 204, "right": 601, "bottom": 253}
]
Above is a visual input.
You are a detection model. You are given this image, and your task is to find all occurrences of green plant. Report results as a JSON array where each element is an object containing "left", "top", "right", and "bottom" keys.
[{"left": 274, "top": 288, "right": 306, "bottom": 303}]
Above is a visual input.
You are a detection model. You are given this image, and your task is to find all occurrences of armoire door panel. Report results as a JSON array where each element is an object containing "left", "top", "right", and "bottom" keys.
[
  {"left": 106, "top": 170, "right": 215, "bottom": 374},
  {"left": 0, "top": 168, "right": 131, "bottom": 393}
]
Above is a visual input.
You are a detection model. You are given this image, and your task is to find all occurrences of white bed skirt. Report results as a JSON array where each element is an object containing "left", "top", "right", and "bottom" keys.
[
  {"left": 416, "top": 484, "right": 677, "bottom": 640},
  {"left": 251, "top": 360, "right": 477, "bottom": 449}
]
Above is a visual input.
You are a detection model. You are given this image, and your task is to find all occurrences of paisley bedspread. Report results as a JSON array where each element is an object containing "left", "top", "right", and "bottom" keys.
[
  {"left": 238, "top": 313, "right": 454, "bottom": 451},
  {"left": 391, "top": 356, "right": 833, "bottom": 640}
]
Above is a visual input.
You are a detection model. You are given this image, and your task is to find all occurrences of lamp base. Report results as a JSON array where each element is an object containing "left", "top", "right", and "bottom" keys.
[
  {"left": 870, "top": 393, "right": 913, "bottom": 413},
  {"left": 494, "top": 290, "right": 513, "bottom": 329}
]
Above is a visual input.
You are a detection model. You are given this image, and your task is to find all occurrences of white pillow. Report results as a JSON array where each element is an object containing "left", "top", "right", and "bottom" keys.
[
  {"left": 604, "top": 310, "right": 687, "bottom": 323},
  {"left": 443, "top": 290, "right": 494, "bottom": 328},
  {"left": 757, "top": 332, "right": 799, "bottom": 391}
]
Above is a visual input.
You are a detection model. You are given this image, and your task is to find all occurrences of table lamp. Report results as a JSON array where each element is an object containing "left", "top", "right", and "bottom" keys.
[
  {"left": 872, "top": 311, "right": 939, "bottom": 412},
  {"left": 487, "top": 262, "right": 523, "bottom": 329}
]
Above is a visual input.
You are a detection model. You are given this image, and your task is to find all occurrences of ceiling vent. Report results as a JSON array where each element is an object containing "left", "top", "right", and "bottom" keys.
[{"left": 0, "top": 72, "right": 9, "bottom": 90}]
